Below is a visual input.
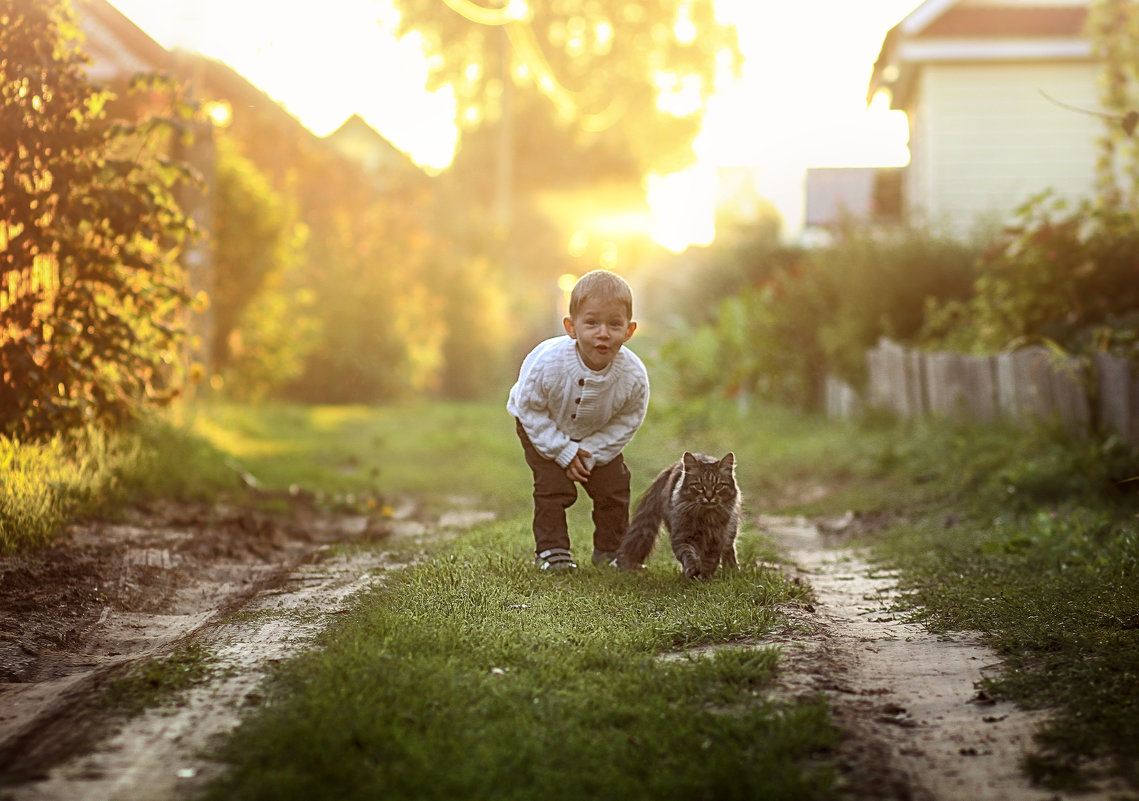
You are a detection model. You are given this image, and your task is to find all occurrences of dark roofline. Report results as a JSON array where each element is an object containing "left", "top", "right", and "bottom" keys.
[
  {"left": 325, "top": 113, "right": 420, "bottom": 169},
  {"left": 868, "top": 1, "right": 1092, "bottom": 109},
  {"left": 173, "top": 50, "right": 319, "bottom": 144}
]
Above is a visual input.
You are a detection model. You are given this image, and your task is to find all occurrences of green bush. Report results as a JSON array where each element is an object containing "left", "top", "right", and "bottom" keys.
[
  {"left": 0, "top": 418, "right": 232, "bottom": 553},
  {"left": 0, "top": 0, "right": 198, "bottom": 440},
  {"left": 211, "top": 137, "right": 317, "bottom": 400},
  {"left": 657, "top": 227, "right": 975, "bottom": 408},
  {"left": 812, "top": 228, "right": 975, "bottom": 384},
  {"left": 924, "top": 192, "right": 1139, "bottom": 358}
]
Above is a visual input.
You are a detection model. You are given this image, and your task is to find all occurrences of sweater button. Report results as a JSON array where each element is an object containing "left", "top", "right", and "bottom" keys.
[
  {"left": 571, "top": 414, "right": 576, "bottom": 419},
  {"left": 578, "top": 378, "right": 584, "bottom": 386},
  {"left": 575, "top": 397, "right": 581, "bottom": 404}
]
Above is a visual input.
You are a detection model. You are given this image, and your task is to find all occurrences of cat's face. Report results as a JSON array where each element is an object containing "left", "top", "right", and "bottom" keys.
[{"left": 680, "top": 452, "right": 736, "bottom": 506}]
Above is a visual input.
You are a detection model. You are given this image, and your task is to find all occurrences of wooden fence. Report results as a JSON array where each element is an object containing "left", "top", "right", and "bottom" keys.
[{"left": 826, "top": 338, "right": 1139, "bottom": 447}]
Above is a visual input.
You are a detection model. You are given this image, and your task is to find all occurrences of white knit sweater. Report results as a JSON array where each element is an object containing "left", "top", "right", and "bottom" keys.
[{"left": 507, "top": 336, "right": 649, "bottom": 470}]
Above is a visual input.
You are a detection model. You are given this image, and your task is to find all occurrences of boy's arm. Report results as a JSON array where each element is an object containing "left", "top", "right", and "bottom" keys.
[
  {"left": 577, "top": 381, "right": 649, "bottom": 470},
  {"left": 515, "top": 398, "right": 581, "bottom": 468}
]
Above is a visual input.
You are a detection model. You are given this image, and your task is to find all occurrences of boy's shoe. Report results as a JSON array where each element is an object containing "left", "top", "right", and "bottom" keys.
[
  {"left": 535, "top": 548, "right": 577, "bottom": 571},
  {"left": 591, "top": 549, "right": 618, "bottom": 567}
]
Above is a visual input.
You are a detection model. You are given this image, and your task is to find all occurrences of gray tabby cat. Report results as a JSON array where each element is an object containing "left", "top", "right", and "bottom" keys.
[{"left": 617, "top": 452, "right": 740, "bottom": 579}]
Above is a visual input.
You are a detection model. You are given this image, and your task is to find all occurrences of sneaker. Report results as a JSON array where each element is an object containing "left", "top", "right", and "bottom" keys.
[
  {"left": 591, "top": 549, "right": 618, "bottom": 567},
  {"left": 535, "top": 548, "right": 577, "bottom": 570}
]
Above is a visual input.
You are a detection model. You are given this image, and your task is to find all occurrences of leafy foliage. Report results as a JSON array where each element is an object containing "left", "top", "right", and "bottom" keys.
[
  {"left": 210, "top": 137, "right": 317, "bottom": 400},
  {"left": 1087, "top": 0, "right": 1139, "bottom": 207},
  {"left": 394, "top": 0, "right": 740, "bottom": 192},
  {"left": 923, "top": 192, "right": 1139, "bottom": 359},
  {"left": 0, "top": 0, "right": 196, "bottom": 440},
  {"left": 657, "top": 227, "right": 976, "bottom": 408},
  {"left": 282, "top": 165, "right": 447, "bottom": 402}
]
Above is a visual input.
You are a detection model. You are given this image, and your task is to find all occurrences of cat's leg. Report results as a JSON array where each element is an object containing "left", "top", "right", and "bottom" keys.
[
  {"left": 672, "top": 540, "right": 702, "bottom": 579},
  {"left": 720, "top": 538, "right": 739, "bottom": 571},
  {"left": 699, "top": 548, "right": 721, "bottom": 579}
]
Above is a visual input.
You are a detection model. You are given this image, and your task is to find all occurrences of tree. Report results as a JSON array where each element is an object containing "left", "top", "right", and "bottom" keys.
[
  {"left": 282, "top": 154, "right": 447, "bottom": 403},
  {"left": 0, "top": 0, "right": 197, "bottom": 441},
  {"left": 1087, "top": 0, "right": 1139, "bottom": 208},
  {"left": 209, "top": 137, "right": 317, "bottom": 399},
  {"left": 394, "top": 0, "right": 740, "bottom": 195}
]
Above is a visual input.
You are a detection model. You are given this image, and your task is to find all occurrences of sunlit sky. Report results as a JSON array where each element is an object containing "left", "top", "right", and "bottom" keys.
[{"left": 107, "top": 0, "right": 922, "bottom": 247}]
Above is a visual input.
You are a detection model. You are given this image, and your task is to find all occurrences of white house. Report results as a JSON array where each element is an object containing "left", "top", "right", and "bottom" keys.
[{"left": 868, "top": 0, "right": 1102, "bottom": 236}]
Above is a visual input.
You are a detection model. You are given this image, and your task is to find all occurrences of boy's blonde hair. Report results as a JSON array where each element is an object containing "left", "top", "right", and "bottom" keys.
[{"left": 568, "top": 270, "right": 633, "bottom": 320}]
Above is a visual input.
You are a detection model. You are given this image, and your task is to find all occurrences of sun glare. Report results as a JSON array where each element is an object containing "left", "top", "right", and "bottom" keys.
[
  {"left": 108, "top": 0, "right": 919, "bottom": 249},
  {"left": 646, "top": 168, "right": 716, "bottom": 253}
]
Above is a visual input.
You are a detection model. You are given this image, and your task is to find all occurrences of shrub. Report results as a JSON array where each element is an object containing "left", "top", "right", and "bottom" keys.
[
  {"left": 924, "top": 192, "right": 1139, "bottom": 359},
  {"left": 657, "top": 227, "right": 976, "bottom": 408},
  {"left": 0, "top": 0, "right": 198, "bottom": 440}
]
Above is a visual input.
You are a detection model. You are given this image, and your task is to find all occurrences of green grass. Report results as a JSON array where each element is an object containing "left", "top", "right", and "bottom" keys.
[
  {"left": 202, "top": 524, "right": 836, "bottom": 801},
  {"left": 102, "top": 641, "right": 218, "bottom": 716},
  {"left": 0, "top": 417, "right": 234, "bottom": 553},
  {"left": 190, "top": 401, "right": 534, "bottom": 515},
  {"left": 9, "top": 396, "right": 1138, "bottom": 794},
  {"left": 192, "top": 398, "right": 847, "bottom": 800}
]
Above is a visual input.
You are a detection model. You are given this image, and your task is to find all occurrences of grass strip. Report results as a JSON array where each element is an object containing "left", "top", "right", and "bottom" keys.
[
  {"left": 102, "top": 641, "right": 219, "bottom": 717},
  {"left": 0, "top": 417, "right": 234, "bottom": 553},
  {"left": 202, "top": 521, "right": 838, "bottom": 801}
]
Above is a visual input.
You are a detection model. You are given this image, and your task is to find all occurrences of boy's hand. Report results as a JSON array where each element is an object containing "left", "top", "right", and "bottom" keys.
[{"left": 565, "top": 449, "right": 592, "bottom": 483}]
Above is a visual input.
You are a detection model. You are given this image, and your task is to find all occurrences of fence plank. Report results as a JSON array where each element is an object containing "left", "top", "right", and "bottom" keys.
[
  {"left": 997, "top": 347, "right": 1054, "bottom": 422},
  {"left": 906, "top": 349, "right": 927, "bottom": 418},
  {"left": 1048, "top": 357, "right": 1091, "bottom": 435},
  {"left": 1095, "top": 353, "right": 1134, "bottom": 444},
  {"left": 825, "top": 375, "right": 861, "bottom": 420},
  {"left": 924, "top": 351, "right": 999, "bottom": 421},
  {"left": 866, "top": 346, "right": 888, "bottom": 411},
  {"left": 880, "top": 339, "right": 913, "bottom": 418}
]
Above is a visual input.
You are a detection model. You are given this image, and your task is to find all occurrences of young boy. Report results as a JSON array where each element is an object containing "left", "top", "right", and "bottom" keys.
[{"left": 507, "top": 270, "right": 650, "bottom": 570}]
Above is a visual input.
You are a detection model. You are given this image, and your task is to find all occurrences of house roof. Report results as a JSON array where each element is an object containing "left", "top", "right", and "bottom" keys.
[
  {"left": 804, "top": 167, "right": 902, "bottom": 227},
  {"left": 869, "top": 1, "right": 1093, "bottom": 109},
  {"left": 923, "top": 6, "right": 1087, "bottom": 37},
  {"left": 174, "top": 50, "right": 316, "bottom": 140},
  {"left": 75, "top": 0, "right": 171, "bottom": 82},
  {"left": 325, "top": 114, "right": 422, "bottom": 179}
]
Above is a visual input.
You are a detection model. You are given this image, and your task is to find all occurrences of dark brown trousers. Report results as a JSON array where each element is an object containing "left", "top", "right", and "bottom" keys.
[{"left": 515, "top": 419, "right": 631, "bottom": 556}]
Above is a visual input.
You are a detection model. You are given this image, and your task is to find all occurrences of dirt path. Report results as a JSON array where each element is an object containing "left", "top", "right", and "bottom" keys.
[
  {"left": 762, "top": 514, "right": 1125, "bottom": 801},
  {"left": 0, "top": 503, "right": 1122, "bottom": 800},
  {"left": 0, "top": 497, "right": 490, "bottom": 801},
  {"left": 6, "top": 546, "right": 393, "bottom": 801}
]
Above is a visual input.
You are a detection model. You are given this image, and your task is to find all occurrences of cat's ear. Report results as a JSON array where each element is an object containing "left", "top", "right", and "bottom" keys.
[
  {"left": 682, "top": 452, "right": 698, "bottom": 470},
  {"left": 720, "top": 452, "right": 735, "bottom": 471}
]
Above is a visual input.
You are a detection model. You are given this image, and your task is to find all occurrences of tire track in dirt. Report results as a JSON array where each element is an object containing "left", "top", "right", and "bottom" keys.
[
  {"left": 764, "top": 514, "right": 1124, "bottom": 801},
  {"left": 7, "top": 546, "right": 392, "bottom": 801},
  {"left": 2, "top": 501, "right": 493, "bottom": 801}
]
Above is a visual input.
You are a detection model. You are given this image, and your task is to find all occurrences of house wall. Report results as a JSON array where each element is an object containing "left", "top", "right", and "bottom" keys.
[{"left": 906, "top": 60, "right": 1100, "bottom": 234}]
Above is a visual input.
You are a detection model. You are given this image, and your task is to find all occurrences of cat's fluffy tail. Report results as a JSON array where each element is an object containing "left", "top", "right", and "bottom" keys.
[{"left": 617, "top": 466, "right": 674, "bottom": 569}]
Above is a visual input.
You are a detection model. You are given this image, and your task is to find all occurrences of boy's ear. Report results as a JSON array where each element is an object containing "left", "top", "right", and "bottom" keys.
[
  {"left": 624, "top": 321, "right": 637, "bottom": 341},
  {"left": 562, "top": 316, "right": 576, "bottom": 338}
]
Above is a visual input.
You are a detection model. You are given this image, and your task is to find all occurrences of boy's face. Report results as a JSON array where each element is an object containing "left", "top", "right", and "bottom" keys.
[{"left": 563, "top": 296, "right": 636, "bottom": 371}]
